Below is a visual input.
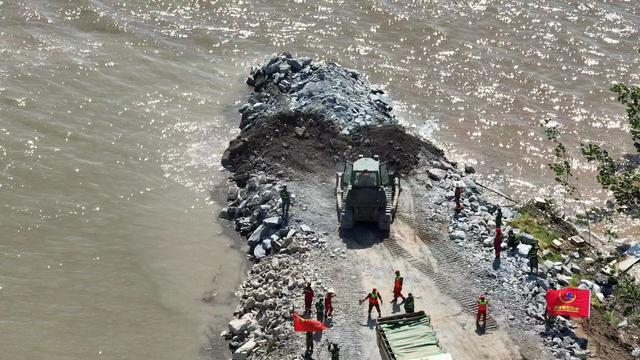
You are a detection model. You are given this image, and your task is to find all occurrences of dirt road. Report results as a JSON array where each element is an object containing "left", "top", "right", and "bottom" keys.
[
  {"left": 291, "top": 174, "right": 549, "bottom": 360},
  {"left": 355, "top": 219, "right": 523, "bottom": 360}
]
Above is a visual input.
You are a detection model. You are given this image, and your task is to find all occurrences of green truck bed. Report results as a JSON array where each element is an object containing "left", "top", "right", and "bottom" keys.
[{"left": 376, "top": 311, "right": 452, "bottom": 360}]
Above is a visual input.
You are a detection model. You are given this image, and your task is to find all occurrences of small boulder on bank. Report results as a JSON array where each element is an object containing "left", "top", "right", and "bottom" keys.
[
  {"left": 517, "top": 244, "right": 532, "bottom": 257},
  {"left": 464, "top": 164, "right": 476, "bottom": 174},
  {"left": 233, "top": 340, "right": 257, "bottom": 360},
  {"left": 228, "top": 314, "right": 253, "bottom": 335},
  {"left": 263, "top": 217, "right": 282, "bottom": 227},
  {"left": 428, "top": 168, "right": 447, "bottom": 181}
]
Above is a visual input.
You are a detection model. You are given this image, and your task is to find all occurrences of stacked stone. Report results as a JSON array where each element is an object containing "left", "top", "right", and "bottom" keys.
[{"left": 241, "top": 52, "right": 397, "bottom": 134}]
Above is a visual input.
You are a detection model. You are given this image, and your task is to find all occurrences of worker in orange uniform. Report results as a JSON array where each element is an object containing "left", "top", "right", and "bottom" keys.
[
  {"left": 392, "top": 270, "right": 405, "bottom": 302},
  {"left": 360, "top": 288, "right": 383, "bottom": 318},
  {"left": 477, "top": 294, "right": 488, "bottom": 326},
  {"left": 303, "top": 283, "right": 314, "bottom": 314},
  {"left": 325, "top": 288, "right": 336, "bottom": 319},
  {"left": 493, "top": 229, "right": 503, "bottom": 259}
]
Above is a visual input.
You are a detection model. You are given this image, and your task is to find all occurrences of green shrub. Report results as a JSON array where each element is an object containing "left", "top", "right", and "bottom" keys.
[
  {"left": 591, "top": 293, "right": 603, "bottom": 310},
  {"left": 569, "top": 275, "right": 580, "bottom": 287},
  {"left": 602, "top": 309, "right": 616, "bottom": 325},
  {"left": 579, "top": 82, "right": 640, "bottom": 211},
  {"left": 509, "top": 212, "right": 559, "bottom": 249},
  {"left": 618, "top": 273, "right": 640, "bottom": 308},
  {"left": 544, "top": 251, "right": 563, "bottom": 262}
]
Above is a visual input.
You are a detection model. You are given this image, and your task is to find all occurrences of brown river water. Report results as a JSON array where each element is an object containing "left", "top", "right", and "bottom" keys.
[{"left": 0, "top": 1, "right": 638, "bottom": 359}]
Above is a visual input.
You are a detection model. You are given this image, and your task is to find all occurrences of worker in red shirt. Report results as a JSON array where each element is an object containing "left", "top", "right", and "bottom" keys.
[
  {"left": 454, "top": 182, "right": 464, "bottom": 211},
  {"left": 325, "top": 288, "right": 335, "bottom": 318},
  {"left": 303, "top": 283, "right": 314, "bottom": 314},
  {"left": 392, "top": 270, "right": 405, "bottom": 302},
  {"left": 493, "top": 228, "right": 503, "bottom": 259},
  {"left": 360, "top": 288, "right": 383, "bottom": 318},
  {"left": 477, "top": 294, "right": 488, "bottom": 325}
]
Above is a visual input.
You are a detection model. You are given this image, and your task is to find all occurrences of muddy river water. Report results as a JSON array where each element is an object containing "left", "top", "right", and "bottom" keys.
[{"left": 0, "top": 1, "right": 638, "bottom": 359}]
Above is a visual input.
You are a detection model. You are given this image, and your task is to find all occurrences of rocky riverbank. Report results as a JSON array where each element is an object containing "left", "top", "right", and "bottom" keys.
[
  {"left": 425, "top": 166, "right": 633, "bottom": 359},
  {"left": 433, "top": 173, "right": 592, "bottom": 359}
]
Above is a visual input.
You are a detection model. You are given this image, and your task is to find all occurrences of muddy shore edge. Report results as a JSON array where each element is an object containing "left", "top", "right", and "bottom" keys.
[{"left": 214, "top": 53, "right": 632, "bottom": 360}]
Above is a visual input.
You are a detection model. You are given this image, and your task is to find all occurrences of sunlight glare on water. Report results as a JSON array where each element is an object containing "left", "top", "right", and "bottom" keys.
[{"left": 1, "top": 0, "right": 639, "bottom": 359}]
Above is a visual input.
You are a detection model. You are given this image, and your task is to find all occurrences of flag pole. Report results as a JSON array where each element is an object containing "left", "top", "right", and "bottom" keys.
[{"left": 587, "top": 290, "right": 592, "bottom": 349}]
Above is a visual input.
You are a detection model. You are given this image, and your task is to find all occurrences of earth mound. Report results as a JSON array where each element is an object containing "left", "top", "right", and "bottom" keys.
[{"left": 222, "top": 110, "right": 442, "bottom": 185}]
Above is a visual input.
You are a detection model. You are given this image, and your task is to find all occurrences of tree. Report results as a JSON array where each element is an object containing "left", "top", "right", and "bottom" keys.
[
  {"left": 541, "top": 120, "right": 592, "bottom": 241},
  {"left": 542, "top": 119, "right": 576, "bottom": 211},
  {"left": 579, "top": 82, "right": 640, "bottom": 212}
]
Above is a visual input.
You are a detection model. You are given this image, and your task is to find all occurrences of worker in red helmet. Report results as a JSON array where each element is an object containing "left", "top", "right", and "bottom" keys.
[
  {"left": 392, "top": 270, "right": 405, "bottom": 302},
  {"left": 477, "top": 294, "right": 488, "bottom": 325},
  {"left": 360, "top": 288, "right": 383, "bottom": 318}
]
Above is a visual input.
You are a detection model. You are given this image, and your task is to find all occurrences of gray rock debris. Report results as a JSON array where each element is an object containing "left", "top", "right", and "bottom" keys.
[
  {"left": 428, "top": 168, "right": 447, "bottom": 181},
  {"left": 232, "top": 340, "right": 257, "bottom": 360},
  {"left": 241, "top": 52, "right": 397, "bottom": 133},
  {"left": 220, "top": 171, "right": 348, "bottom": 358},
  {"left": 439, "top": 168, "right": 590, "bottom": 359}
]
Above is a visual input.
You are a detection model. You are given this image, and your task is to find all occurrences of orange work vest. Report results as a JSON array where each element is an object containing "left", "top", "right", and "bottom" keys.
[
  {"left": 394, "top": 277, "right": 402, "bottom": 290},
  {"left": 369, "top": 292, "right": 380, "bottom": 305}
]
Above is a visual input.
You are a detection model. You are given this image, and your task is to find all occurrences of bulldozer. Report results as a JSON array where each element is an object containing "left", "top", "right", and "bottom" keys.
[{"left": 335, "top": 155, "right": 400, "bottom": 231}]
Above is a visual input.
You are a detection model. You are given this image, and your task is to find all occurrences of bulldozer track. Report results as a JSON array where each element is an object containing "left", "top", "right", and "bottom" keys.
[{"left": 384, "top": 212, "right": 499, "bottom": 331}]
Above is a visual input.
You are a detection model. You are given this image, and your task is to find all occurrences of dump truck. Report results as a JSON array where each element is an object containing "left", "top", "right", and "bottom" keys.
[
  {"left": 335, "top": 155, "right": 400, "bottom": 231},
  {"left": 376, "top": 311, "right": 453, "bottom": 360}
]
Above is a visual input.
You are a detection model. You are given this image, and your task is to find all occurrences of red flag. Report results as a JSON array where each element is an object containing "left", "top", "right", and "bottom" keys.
[
  {"left": 291, "top": 312, "right": 328, "bottom": 332},
  {"left": 546, "top": 288, "right": 591, "bottom": 318}
]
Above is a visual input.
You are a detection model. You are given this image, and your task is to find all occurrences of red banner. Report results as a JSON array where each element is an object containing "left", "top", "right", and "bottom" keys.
[
  {"left": 292, "top": 312, "right": 328, "bottom": 332},
  {"left": 546, "top": 288, "right": 591, "bottom": 318}
]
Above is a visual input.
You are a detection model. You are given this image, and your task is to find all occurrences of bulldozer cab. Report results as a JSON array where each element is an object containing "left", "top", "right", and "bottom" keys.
[
  {"left": 336, "top": 155, "right": 400, "bottom": 232},
  {"left": 380, "top": 163, "right": 390, "bottom": 186},
  {"left": 342, "top": 162, "right": 353, "bottom": 188},
  {"left": 350, "top": 157, "right": 381, "bottom": 188},
  {"left": 353, "top": 170, "right": 379, "bottom": 187}
]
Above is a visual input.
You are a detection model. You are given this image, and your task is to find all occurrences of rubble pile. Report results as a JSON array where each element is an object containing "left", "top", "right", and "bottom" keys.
[
  {"left": 221, "top": 54, "right": 439, "bottom": 183},
  {"left": 241, "top": 52, "right": 397, "bottom": 133},
  {"left": 222, "top": 243, "right": 339, "bottom": 360},
  {"left": 218, "top": 172, "right": 292, "bottom": 259},
  {"left": 220, "top": 172, "right": 346, "bottom": 261},
  {"left": 219, "top": 171, "right": 349, "bottom": 358}
]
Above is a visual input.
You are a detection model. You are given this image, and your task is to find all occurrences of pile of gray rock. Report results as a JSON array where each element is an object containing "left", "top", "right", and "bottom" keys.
[
  {"left": 541, "top": 316, "right": 589, "bottom": 359},
  {"left": 222, "top": 243, "right": 336, "bottom": 360},
  {"left": 241, "top": 52, "right": 397, "bottom": 134},
  {"left": 220, "top": 170, "right": 358, "bottom": 359},
  {"left": 220, "top": 176, "right": 345, "bottom": 359},
  {"left": 219, "top": 172, "right": 294, "bottom": 259},
  {"left": 218, "top": 170, "right": 345, "bottom": 360},
  {"left": 219, "top": 172, "right": 346, "bottom": 261}
]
